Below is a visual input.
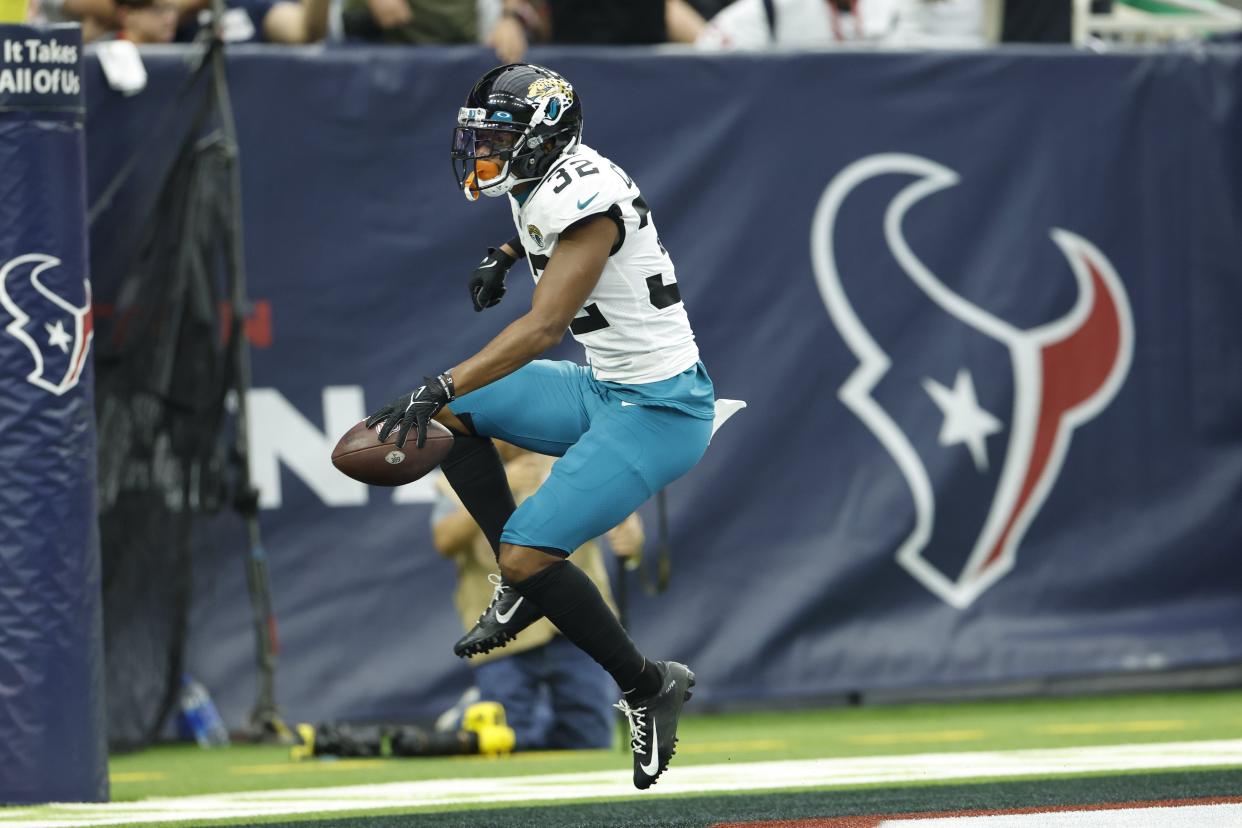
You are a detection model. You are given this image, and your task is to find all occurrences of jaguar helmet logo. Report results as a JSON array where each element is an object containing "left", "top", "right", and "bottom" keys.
[
  {"left": 527, "top": 77, "right": 573, "bottom": 104},
  {"left": 526, "top": 78, "right": 573, "bottom": 127}
]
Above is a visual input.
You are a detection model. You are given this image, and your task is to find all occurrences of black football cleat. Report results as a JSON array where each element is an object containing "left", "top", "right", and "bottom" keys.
[
  {"left": 453, "top": 574, "right": 543, "bottom": 658},
  {"left": 614, "top": 660, "right": 695, "bottom": 790}
]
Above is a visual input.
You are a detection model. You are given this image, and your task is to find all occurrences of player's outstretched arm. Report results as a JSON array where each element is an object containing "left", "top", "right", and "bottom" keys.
[
  {"left": 447, "top": 215, "right": 618, "bottom": 397},
  {"left": 367, "top": 216, "right": 615, "bottom": 448}
]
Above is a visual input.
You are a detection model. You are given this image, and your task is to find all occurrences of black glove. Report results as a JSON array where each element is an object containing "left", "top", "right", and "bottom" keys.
[
  {"left": 469, "top": 245, "right": 517, "bottom": 312},
  {"left": 365, "top": 372, "right": 455, "bottom": 449}
]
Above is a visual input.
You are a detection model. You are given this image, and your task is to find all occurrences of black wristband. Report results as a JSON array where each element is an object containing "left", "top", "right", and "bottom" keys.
[
  {"left": 435, "top": 371, "right": 456, "bottom": 401},
  {"left": 489, "top": 247, "right": 517, "bottom": 271},
  {"left": 505, "top": 235, "right": 526, "bottom": 259}
]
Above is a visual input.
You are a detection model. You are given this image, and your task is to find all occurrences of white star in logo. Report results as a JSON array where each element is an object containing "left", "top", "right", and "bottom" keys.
[
  {"left": 45, "top": 320, "right": 72, "bottom": 353},
  {"left": 922, "top": 368, "right": 1003, "bottom": 472}
]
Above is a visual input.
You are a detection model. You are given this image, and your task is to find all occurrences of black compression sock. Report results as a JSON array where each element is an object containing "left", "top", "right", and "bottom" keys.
[
  {"left": 440, "top": 432, "right": 516, "bottom": 558},
  {"left": 511, "top": 560, "right": 655, "bottom": 694},
  {"left": 624, "top": 661, "right": 663, "bottom": 702}
]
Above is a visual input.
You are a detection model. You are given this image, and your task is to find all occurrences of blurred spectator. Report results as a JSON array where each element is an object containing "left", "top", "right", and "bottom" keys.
[
  {"left": 893, "top": 0, "right": 996, "bottom": 46},
  {"left": 109, "top": 0, "right": 179, "bottom": 43},
  {"left": 338, "top": 0, "right": 476, "bottom": 44},
  {"left": 999, "top": 0, "right": 1070, "bottom": 43},
  {"left": 697, "top": 0, "right": 995, "bottom": 50},
  {"left": 431, "top": 443, "right": 644, "bottom": 751},
  {"left": 28, "top": 0, "right": 117, "bottom": 40},
  {"left": 88, "top": 0, "right": 326, "bottom": 44},
  {"left": 484, "top": 0, "right": 705, "bottom": 63},
  {"left": 555, "top": 0, "right": 660, "bottom": 42},
  {"left": 697, "top": 0, "right": 900, "bottom": 48},
  {"left": 666, "top": 0, "right": 707, "bottom": 41},
  {"left": 683, "top": 0, "right": 731, "bottom": 18},
  {"left": 483, "top": 0, "right": 549, "bottom": 63},
  {"left": 174, "top": 0, "right": 329, "bottom": 43}
]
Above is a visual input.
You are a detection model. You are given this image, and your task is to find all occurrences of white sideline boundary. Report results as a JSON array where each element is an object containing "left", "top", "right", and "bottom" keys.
[
  {"left": 4, "top": 739, "right": 1242, "bottom": 827},
  {"left": 885, "top": 804, "right": 1242, "bottom": 827}
]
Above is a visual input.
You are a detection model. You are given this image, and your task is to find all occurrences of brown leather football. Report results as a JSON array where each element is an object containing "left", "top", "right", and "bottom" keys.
[{"left": 331, "top": 418, "right": 454, "bottom": 486}]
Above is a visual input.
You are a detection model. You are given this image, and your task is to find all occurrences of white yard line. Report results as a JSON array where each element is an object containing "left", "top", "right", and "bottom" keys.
[
  {"left": 885, "top": 803, "right": 1242, "bottom": 827},
  {"left": 4, "top": 739, "right": 1242, "bottom": 828}
]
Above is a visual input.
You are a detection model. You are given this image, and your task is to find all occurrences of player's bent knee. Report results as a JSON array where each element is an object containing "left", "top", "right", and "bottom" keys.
[{"left": 499, "top": 544, "right": 563, "bottom": 583}]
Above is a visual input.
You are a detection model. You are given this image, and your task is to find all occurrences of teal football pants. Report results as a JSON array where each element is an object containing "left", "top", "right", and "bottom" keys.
[{"left": 448, "top": 360, "right": 713, "bottom": 553}]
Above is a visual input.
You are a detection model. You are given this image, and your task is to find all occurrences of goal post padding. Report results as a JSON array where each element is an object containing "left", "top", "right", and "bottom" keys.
[{"left": 0, "top": 23, "right": 107, "bottom": 804}]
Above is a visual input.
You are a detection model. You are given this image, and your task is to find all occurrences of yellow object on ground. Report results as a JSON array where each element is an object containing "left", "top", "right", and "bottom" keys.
[{"left": 462, "top": 701, "right": 516, "bottom": 756}]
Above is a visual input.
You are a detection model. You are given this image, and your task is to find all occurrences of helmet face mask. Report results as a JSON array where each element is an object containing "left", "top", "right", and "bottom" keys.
[
  {"left": 452, "top": 120, "right": 525, "bottom": 200},
  {"left": 451, "top": 64, "right": 584, "bottom": 202}
]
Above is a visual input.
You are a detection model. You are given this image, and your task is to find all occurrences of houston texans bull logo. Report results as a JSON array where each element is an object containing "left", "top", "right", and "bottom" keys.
[
  {"left": 811, "top": 154, "right": 1134, "bottom": 608},
  {"left": 0, "top": 254, "right": 93, "bottom": 396}
]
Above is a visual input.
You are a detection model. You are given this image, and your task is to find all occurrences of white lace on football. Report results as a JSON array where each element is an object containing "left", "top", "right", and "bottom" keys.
[{"left": 613, "top": 699, "right": 648, "bottom": 755}]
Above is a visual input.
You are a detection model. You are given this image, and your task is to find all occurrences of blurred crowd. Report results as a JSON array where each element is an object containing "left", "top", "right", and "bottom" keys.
[{"left": 27, "top": 0, "right": 1094, "bottom": 52}]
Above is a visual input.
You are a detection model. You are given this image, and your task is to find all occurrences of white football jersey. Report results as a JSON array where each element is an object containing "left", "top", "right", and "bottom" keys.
[{"left": 509, "top": 144, "right": 700, "bottom": 385}]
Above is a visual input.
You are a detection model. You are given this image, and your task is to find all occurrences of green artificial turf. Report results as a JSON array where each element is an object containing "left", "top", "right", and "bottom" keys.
[
  {"left": 24, "top": 768, "right": 1242, "bottom": 828},
  {"left": 105, "top": 688, "right": 1242, "bottom": 800},
  {"left": 255, "top": 769, "right": 1242, "bottom": 828}
]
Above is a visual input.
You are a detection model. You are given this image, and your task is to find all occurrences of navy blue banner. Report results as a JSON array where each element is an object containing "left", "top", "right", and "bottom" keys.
[
  {"left": 0, "top": 25, "right": 83, "bottom": 110},
  {"left": 0, "top": 24, "right": 106, "bottom": 804},
  {"left": 85, "top": 45, "right": 1242, "bottom": 728}
]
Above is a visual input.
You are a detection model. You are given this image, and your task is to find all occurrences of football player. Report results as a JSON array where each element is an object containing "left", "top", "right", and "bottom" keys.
[{"left": 367, "top": 63, "right": 713, "bottom": 789}]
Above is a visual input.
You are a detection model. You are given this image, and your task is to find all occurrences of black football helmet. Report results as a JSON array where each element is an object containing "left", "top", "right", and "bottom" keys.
[{"left": 452, "top": 64, "right": 584, "bottom": 202}]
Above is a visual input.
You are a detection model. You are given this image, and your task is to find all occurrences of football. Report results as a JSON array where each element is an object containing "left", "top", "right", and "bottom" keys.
[{"left": 331, "top": 418, "right": 454, "bottom": 486}]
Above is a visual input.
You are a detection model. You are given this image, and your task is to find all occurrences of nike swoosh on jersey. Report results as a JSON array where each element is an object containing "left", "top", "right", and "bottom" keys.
[
  {"left": 496, "top": 597, "right": 524, "bottom": 624},
  {"left": 577, "top": 193, "right": 599, "bottom": 210},
  {"left": 640, "top": 720, "right": 660, "bottom": 776},
  {"left": 621, "top": 401, "right": 637, "bottom": 407}
]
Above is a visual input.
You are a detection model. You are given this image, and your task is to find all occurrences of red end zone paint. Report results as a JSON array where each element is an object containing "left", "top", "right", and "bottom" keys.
[{"left": 711, "top": 796, "right": 1242, "bottom": 828}]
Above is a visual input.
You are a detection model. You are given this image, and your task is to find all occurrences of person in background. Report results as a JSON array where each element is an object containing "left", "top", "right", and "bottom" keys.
[
  {"left": 893, "top": 0, "right": 996, "bottom": 46},
  {"left": 174, "top": 0, "right": 329, "bottom": 44},
  {"left": 110, "top": 0, "right": 179, "bottom": 42},
  {"left": 682, "top": 0, "right": 730, "bottom": 18},
  {"left": 432, "top": 442, "right": 644, "bottom": 751},
  {"left": 91, "top": 0, "right": 326, "bottom": 44},
  {"left": 487, "top": 0, "right": 706, "bottom": 63},
  {"left": 696, "top": 0, "right": 997, "bottom": 50},
  {"left": 483, "top": 0, "right": 546, "bottom": 61},
  {"left": 338, "top": 0, "right": 476, "bottom": 44},
  {"left": 998, "top": 0, "right": 1069, "bottom": 43},
  {"left": 292, "top": 444, "right": 643, "bottom": 761},
  {"left": 28, "top": 0, "right": 116, "bottom": 39}
]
